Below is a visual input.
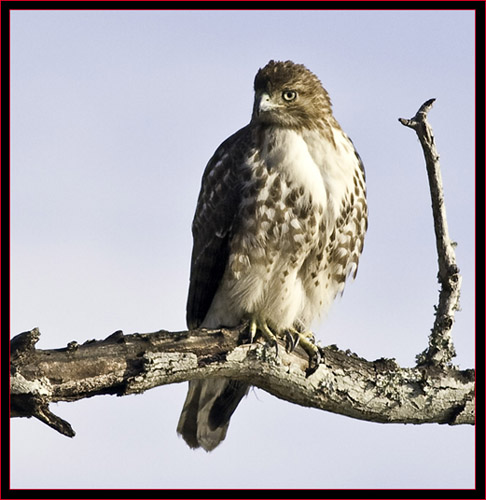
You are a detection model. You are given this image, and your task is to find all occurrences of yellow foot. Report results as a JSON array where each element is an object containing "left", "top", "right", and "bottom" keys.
[{"left": 248, "top": 316, "right": 278, "bottom": 354}]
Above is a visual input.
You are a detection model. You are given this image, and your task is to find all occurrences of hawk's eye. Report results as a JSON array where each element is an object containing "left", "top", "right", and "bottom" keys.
[{"left": 282, "top": 90, "right": 297, "bottom": 102}]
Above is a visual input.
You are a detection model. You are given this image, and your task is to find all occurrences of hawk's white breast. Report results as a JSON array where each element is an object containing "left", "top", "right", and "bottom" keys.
[
  {"left": 303, "top": 127, "right": 362, "bottom": 222},
  {"left": 260, "top": 128, "right": 327, "bottom": 207}
]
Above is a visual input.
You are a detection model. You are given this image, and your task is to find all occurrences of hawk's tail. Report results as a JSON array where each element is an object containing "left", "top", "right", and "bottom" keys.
[{"left": 177, "top": 378, "right": 249, "bottom": 451}]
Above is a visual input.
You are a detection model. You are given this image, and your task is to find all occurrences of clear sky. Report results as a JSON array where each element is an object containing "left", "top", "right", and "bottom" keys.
[{"left": 10, "top": 9, "right": 475, "bottom": 489}]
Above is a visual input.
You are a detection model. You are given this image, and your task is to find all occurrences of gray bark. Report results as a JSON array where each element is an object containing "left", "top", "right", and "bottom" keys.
[{"left": 10, "top": 326, "right": 474, "bottom": 437}]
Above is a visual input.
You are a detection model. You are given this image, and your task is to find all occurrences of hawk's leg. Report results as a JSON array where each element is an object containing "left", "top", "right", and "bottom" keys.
[
  {"left": 248, "top": 316, "right": 278, "bottom": 355},
  {"left": 286, "top": 328, "right": 321, "bottom": 375}
]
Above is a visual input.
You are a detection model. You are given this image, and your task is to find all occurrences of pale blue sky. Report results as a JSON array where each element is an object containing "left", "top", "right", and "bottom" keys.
[{"left": 11, "top": 10, "right": 475, "bottom": 489}]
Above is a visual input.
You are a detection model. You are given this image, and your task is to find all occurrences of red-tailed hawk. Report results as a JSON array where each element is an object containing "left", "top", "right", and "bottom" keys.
[{"left": 177, "top": 60, "right": 367, "bottom": 451}]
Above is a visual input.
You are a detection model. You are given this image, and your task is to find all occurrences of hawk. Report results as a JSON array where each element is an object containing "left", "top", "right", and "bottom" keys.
[{"left": 177, "top": 60, "right": 367, "bottom": 451}]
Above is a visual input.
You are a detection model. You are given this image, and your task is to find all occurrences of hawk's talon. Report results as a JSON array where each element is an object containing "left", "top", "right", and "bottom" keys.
[
  {"left": 286, "top": 328, "right": 321, "bottom": 375},
  {"left": 284, "top": 330, "right": 299, "bottom": 352},
  {"left": 305, "top": 351, "right": 321, "bottom": 377},
  {"left": 270, "top": 338, "right": 278, "bottom": 357}
]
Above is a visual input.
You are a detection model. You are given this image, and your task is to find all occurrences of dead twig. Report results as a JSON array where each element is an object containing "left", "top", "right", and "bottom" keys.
[{"left": 399, "top": 99, "right": 462, "bottom": 366}]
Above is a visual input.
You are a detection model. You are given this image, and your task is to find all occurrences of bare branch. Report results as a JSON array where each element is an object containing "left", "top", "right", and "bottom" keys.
[
  {"left": 399, "top": 99, "right": 462, "bottom": 366},
  {"left": 10, "top": 328, "right": 474, "bottom": 437},
  {"left": 10, "top": 100, "right": 472, "bottom": 440}
]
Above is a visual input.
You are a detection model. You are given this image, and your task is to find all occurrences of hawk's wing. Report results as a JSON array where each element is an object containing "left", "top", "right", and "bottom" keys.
[{"left": 186, "top": 126, "right": 250, "bottom": 329}]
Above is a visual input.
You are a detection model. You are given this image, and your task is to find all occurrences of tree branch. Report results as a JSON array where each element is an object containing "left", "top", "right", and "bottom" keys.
[
  {"left": 10, "top": 326, "right": 474, "bottom": 437},
  {"left": 11, "top": 100, "right": 473, "bottom": 438},
  {"left": 399, "top": 99, "right": 462, "bottom": 366}
]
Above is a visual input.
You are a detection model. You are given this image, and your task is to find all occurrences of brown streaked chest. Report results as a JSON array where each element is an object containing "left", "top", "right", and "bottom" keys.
[{"left": 229, "top": 129, "right": 328, "bottom": 272}]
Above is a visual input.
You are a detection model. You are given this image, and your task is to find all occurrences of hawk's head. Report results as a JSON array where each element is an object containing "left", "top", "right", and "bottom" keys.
[{"left": 251, "top": 60, "right": 333, "bottom": 129}]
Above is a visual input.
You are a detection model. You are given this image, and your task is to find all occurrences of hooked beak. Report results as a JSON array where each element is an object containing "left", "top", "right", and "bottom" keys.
[{"left": 255, "top": 92, "right": 275, "bottom": 116}]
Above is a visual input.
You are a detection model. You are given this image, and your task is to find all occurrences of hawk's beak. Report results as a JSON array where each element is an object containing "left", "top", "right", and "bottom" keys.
[{"left": 256, "top": 92, "right": 274, "bottom": 115}]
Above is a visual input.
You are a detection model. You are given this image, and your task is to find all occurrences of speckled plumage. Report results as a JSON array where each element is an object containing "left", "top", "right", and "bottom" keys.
[{"left": 178, "top": 60, "right": 367, "bottom": 451}]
